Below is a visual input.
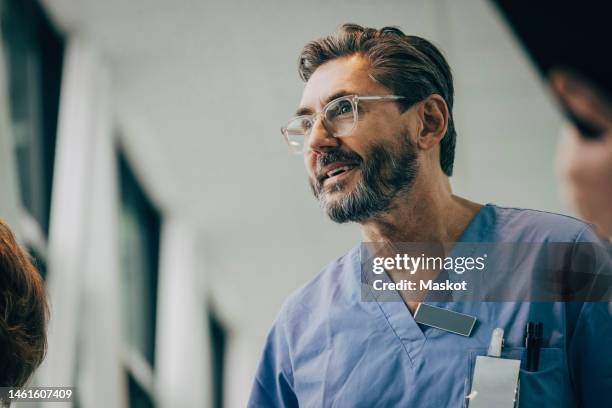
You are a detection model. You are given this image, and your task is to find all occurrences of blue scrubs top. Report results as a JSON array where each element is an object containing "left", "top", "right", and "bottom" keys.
[{"left": 249, "top": 205, "right": 612, "bottom": 407}]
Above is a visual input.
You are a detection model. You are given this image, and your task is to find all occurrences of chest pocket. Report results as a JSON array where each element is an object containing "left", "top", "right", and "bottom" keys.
[{"left": 466, "top": 347, "right": 572, "bottom": 408}]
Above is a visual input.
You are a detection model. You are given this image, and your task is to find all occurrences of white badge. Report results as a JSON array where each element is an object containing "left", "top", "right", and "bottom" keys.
[{"left": 467, "top": 355, "right": 520, "bottom": 407}]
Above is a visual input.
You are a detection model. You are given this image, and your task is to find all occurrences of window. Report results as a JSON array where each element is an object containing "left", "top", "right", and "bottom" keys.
[
  {"left": 1, "top": 0, "right": 63, "bottom": 233},
  {"left": 1, "top": 0, "right": 64, "bottom": 278},
  {"left": 117, "top": 150, "right": 161, "bottom": 407}
]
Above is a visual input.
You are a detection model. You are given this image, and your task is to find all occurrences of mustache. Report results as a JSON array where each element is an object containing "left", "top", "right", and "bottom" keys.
[{"left": 315, "top": 149, "right": 363, "bottom": 180}]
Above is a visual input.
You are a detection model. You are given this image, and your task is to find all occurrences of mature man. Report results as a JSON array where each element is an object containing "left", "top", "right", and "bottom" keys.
[{"left": 249, "top": 24, "right": 611, "bottom": 407}]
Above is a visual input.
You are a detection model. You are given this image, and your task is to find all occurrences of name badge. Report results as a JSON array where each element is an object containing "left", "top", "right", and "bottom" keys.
[
  {"left": 414, "top": 303, "right": 477, "bottom": 336},
  {"left": 468, "top": 355, "right": 521, "bottom": 407}
]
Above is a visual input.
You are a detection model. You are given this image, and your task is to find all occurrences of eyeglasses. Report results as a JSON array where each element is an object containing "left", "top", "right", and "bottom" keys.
[{"left": 281, "top": 94, "right": 407, "bottom": 154}]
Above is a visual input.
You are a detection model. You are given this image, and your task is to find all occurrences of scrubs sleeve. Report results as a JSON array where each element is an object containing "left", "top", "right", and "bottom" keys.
[
  {"left": 248, "top": 312, "right": 298, "bottom": 408},
  {"left": 567, "top": 226, "right": 612, "bottom": 407}
]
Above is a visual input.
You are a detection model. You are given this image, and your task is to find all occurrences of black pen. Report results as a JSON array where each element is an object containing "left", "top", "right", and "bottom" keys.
[{"left": 525, "top": 321, "right": 542, "bottom": 371}]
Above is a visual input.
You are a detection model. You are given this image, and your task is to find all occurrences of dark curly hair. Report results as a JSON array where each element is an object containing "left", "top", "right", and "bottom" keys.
[
  {"left": 298, "top": 23, "right": 457, "bottom": 176},
  {"left": 0, "top": 219, "right": 48, "bottom": 388}
]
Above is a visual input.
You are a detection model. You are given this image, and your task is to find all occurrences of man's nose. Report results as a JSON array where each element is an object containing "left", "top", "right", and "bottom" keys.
[{"left": 306, "top": 117, "right": 340, "bottom": 154}]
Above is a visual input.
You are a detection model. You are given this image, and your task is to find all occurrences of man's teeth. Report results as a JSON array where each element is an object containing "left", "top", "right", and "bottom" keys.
[{"left": 327, "top": 165, "right": 354, "bottom": 178}]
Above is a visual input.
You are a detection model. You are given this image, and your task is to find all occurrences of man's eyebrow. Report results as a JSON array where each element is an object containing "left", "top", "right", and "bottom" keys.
[{"left": 295, "top": 90, "right": 353, "bottom": 116}]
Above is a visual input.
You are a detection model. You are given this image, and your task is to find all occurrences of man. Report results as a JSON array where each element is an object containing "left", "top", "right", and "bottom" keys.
[
  {"left": 0, "top": 219, "right": 48, "bottom": 391},
  {"left": 249, "top": 24, "right": 611, "bottom": 407},
  {"left": 552, "top": 70, "right": 612, "bottom": 238}
]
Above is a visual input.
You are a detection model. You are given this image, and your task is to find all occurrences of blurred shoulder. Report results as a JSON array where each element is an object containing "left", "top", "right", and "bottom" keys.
[{"left": 488, "top": 204, "right": 598, "bottom": 242}]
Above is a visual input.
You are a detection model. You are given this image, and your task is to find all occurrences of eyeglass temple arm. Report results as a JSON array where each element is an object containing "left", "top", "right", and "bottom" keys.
[{"left": 356, "top": 95, "right": 408, "bottom": 101}]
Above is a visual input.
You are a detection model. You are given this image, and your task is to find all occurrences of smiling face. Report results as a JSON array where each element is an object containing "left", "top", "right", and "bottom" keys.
[{"left": 298, "top": 54, "right": 420, "bottom": 223}]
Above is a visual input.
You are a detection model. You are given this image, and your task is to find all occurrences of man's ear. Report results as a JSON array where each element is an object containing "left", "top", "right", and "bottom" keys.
[{"left": 416, "top": 94, "right": 448, "bottom": 150}]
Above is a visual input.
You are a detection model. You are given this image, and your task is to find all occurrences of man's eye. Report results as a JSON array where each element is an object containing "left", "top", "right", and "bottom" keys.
[
  {"left": 301, "top": 119, "right": 312, "bottom": 131},
  {"left": 328, "top": 100, "right": 353, "bottom": 119}
]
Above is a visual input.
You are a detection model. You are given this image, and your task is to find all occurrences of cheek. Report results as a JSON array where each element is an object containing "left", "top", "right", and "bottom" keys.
[
  {"left": 347, "top": 121, "right": 403, "bottom": 156},
  {"left": 359, "top": 115, "right": 403, "bottom": 142},
  {"left": 340, "top": 124, "right": 379, "bottom": 155}
]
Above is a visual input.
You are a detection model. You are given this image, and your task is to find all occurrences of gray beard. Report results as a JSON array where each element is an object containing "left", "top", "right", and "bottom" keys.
[{"left": 311, "top": 137, "right": 418, "bottom": 223}]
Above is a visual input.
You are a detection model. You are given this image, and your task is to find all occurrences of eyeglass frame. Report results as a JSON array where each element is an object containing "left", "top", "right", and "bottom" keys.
[{"left": 281, "top": 94, "right": 408, "bottom": 154}]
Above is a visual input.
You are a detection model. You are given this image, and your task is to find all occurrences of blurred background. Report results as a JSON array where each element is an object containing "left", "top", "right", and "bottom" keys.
[{"left": 0, "top": 0, "right": 569, "bottom": 407}]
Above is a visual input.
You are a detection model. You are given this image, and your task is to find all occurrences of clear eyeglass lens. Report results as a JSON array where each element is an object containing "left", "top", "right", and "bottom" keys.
[
  {"left": 284, "top": 116, "right": 312, "bottom": 153},
  {"left": 324, "top": 97, "right": 356, "bottom": 136},
  {"left": 283, "top": 97, "right": 358, "bottom": 154}
]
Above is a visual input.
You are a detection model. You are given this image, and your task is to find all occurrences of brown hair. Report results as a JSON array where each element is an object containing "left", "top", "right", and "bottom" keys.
[
  {"left": 0, "top": 219, "right": 48, "bottom": 387},
  {"left": 298, "top": 23, "right": 457, "bottom": 176}
]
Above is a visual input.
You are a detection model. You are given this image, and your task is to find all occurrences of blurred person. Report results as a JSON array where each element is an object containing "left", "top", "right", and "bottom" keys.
[
  {"left": 249, "top": 24, "right": 611, "bottom": 407},
  {"left": 552, "top": 70, "right": 612, "bottom": 238},
  {"left": 0, "top": 219, "right": 48, "bottom": 391}
]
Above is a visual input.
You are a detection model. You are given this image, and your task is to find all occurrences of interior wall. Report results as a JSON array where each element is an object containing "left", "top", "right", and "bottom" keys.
[{"left": 447, "top": 0, "right": 565, "bottom": 212}]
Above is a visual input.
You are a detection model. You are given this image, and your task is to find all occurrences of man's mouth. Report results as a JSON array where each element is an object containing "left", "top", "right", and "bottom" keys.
[{"left": 320, "top": 162, "right": 359, "bottom": 183}]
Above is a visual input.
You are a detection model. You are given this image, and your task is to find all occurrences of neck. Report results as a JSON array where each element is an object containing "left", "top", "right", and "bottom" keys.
[{"left": 359, "top": 176, "right": 482, "bottom": 243}]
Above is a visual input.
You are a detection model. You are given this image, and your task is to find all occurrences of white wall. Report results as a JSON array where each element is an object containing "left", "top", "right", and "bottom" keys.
[{"left": 446, "top": 1, "right": 565, "bottom": 212}]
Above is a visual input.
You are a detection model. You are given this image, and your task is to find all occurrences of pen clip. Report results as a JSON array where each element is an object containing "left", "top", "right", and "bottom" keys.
[{"left": 487, "top": 328, "right": 504, "bottom": 357}]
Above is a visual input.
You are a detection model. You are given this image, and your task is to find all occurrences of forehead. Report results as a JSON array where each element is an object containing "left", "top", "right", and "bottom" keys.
[{"left": 298, "top": 54, "right": 388, "bottom": 112}]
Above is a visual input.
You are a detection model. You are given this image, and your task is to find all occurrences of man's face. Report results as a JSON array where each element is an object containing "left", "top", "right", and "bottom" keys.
[{"left": 298, "top": 54, "right": 419, "bottom": 223}]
